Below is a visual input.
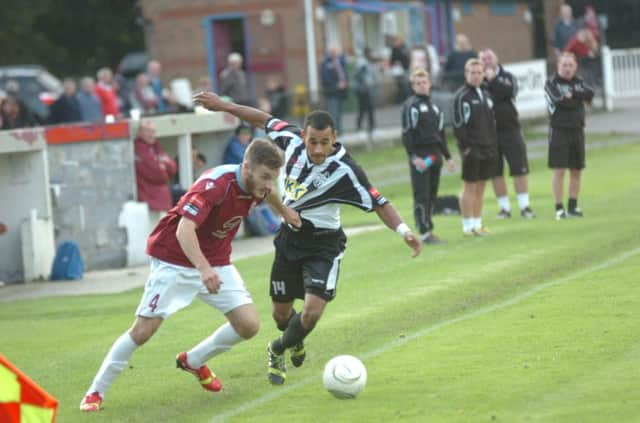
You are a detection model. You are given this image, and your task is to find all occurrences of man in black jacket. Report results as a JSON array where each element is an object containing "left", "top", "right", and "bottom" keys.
[
  {"left": 544, "top": 52, "right": 594, "bottom": 219},
  {"left": 479, "top": 49, "right": 536, "bottom": 220},
  {"left": 402, "top": 68, "right": 456, "bottom": 244},
  {"left": 452, "top": 59, "right": 498, "bottom": 236}
]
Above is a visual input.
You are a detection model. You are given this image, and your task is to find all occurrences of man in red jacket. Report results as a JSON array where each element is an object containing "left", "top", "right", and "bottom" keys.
[{"left": 134, "top": 120, "right": 177, "bottom": 230}]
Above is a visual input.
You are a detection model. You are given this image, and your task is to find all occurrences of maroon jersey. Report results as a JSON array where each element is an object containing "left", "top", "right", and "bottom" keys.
[{"left": 147, "top": 164, "right": 264, "bottom": 267}]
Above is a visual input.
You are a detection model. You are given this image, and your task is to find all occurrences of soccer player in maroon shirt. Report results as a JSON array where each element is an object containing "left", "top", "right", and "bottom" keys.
[{"left": 80, "top": 139, "right": 300, "bottom": 412}]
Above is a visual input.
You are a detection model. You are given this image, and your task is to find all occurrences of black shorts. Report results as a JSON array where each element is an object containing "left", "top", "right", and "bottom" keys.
[
  {"left": 461, "top": 146, "right": 498, "bottom": 182},
  {"left": 548, "top": 127, "right": 585, "bottom": 169},
  {"left": 269, "top": 224, "right": 346, "bottom": 302},
  {"left": 494, "top": 128, "right": 529, "bottom": 177}
]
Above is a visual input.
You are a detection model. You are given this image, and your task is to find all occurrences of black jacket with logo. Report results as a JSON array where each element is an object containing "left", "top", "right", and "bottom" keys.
[
  {"left": 484, "top": 66, "right": 520, "bottom": 131},
  {"left": 544, "top": 74, "right": 594, "bottom": 128},
  {"left": 452, "top": 84, "right": 498, "bottom": 157},
  {"left": 401, "top": 94, "right": 451, "bottom": 160}
]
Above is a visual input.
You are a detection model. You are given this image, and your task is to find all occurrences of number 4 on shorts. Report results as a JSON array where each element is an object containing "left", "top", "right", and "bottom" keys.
[{"left": 149, "top": 294, "right": 160, "bottom": 312}]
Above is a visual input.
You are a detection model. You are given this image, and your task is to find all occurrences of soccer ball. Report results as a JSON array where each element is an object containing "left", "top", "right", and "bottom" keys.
[{"left": 322, "top": 355, "right": 367, "bottom": 399}]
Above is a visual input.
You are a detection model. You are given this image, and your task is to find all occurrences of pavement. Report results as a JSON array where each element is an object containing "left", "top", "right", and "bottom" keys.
[{"left": 2, "top": 96, "right": 640, "bottom": 303}]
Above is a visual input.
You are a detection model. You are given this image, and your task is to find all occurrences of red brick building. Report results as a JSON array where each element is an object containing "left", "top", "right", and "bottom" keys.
[{"left": 140, "top": 1, "right": 535, "bottom": 105}]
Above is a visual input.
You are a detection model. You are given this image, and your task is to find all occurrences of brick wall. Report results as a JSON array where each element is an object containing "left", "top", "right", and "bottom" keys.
[
  {"left": 453, "top": 2, "right": 534, "bottom": 63},
  {"left": 140, "top": 0, "right": 320, "bottom": 100}
]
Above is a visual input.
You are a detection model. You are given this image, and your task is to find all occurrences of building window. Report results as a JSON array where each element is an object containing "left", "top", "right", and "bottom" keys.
[{"left": 489, "top": 0, "right": 517, "bottom": 16}]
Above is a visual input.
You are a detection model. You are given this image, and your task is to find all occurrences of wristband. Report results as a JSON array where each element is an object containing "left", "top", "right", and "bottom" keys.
[{"left": 395, "top": 223, "right": 410, "bottom": 237}]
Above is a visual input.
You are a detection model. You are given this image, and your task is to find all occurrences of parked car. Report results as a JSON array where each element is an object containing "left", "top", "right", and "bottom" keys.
[{"left": 0, "top": 65, "right": 63, "bottom": 123}]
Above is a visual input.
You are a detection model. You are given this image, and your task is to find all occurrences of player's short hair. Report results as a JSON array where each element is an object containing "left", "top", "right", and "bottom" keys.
[
  {"left": 244, "top": 138, "right": 283, "bottom": 171},
  {"left": 410, "top": 68, "right": 430, "bottom": 82},
  {"left": 465, "top": 58, "right": 483, "bottom": 71},
  {"left": 559, "top": 51, "right": 577, "bottom": 63},
  {"left": 303, "top": 110, "right": 336, "bottom": 133}
]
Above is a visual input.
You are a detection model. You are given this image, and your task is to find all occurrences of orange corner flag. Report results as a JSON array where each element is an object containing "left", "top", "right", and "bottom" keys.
[{"left": 0, "top": 354, "right": 58, "bottom": 423}]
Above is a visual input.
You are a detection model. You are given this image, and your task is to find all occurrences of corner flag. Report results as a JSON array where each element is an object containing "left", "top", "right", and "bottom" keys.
[{"left": 0, "top": 354, "right": 58, "bottom": 422}]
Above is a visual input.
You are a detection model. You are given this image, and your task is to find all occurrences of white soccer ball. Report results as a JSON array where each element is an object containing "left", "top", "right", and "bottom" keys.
[{"left": 322, "top": 355, "right": 367, "bottom": 399}]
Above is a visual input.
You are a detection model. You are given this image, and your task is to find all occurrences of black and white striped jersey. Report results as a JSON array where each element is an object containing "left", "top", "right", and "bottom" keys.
[{"left": 265, "top": 118, "right": 387, "bottom": 230}]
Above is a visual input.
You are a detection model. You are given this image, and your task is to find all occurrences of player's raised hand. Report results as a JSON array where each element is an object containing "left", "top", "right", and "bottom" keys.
[
  {"left": 200, "top": 267, "right": 222, "bottom": 294},
  {"left": 193, "top": 91, "right": 225, "bottom": 112},
  {"left": 404, "top": 231, "right": 422, "bottom": 258}
]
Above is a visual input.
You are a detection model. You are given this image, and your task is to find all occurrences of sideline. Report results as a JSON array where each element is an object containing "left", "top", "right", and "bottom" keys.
[{"left": 209, "top": 246, "right": 640, "bottom": 422}]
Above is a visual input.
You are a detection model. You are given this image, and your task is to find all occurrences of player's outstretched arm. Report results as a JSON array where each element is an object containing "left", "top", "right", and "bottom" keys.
[
  {"left": 374, "top": 203, "right": 422, "bottom": 258},
  {"left": 193, "top": 91, "right": 272, "bottom": 128}
]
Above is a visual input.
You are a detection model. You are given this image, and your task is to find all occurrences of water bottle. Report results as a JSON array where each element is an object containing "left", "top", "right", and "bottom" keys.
[{"left": 413, "top": 154, "right": 437, "bottom": 173}]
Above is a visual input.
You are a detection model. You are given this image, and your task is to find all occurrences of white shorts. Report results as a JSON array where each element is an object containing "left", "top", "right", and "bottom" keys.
[{"left": 135, "top": 258, "right": 253, "bottom": 319}]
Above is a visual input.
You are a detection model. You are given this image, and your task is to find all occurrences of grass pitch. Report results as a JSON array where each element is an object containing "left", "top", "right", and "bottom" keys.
[{"left": 1, "top": 134, "right": 639, "bottom": 422}]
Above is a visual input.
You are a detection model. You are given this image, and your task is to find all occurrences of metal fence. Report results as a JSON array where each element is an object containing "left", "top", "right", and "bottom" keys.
[{"left": 602, "top": 46, "right": 640, "bottom": 110}]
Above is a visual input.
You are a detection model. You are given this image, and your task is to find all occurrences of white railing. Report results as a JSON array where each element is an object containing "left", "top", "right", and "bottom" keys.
[{"left": 602, "top": 46, "right": 640, "bottom": 110}]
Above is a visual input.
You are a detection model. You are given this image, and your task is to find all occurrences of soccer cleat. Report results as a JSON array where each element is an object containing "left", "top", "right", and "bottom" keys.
[
  {"left": 568, "top": 208, "right": 584, "bottom": 217},
  {"left": 520, "top": 207, "right": 536, "bottom": 219},
  {"left": 176, "top": 352, "right": 222, "bottom": 392},
  {"left": 80, "top": 391, "right": 103, "bottom": 412},
  {"left": 496, "top": 209, "right": 512, "bottom": 219},
  {"left": 290, "top": 341, "right": 306, "bottom": 368},
  {"left": 555, "top": 209, "right": 568, "bottom": 220},
  {"left": 267, "top": 342, "right": 286, "bottom": 385},
  {"left": 423, "top": 234, "right": 445, "bottom": 245}
]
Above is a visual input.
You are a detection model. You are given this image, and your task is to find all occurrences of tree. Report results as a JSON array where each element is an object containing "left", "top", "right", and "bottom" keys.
[{"left": 0, "top": 0, "right": 145, "bottom": 78}]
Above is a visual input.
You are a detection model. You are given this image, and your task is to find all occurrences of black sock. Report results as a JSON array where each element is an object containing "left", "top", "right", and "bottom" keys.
[
  {"left": 271, "top": 313, "right": 312, "bottom": 354},
  {"left": 568, "top": 198, "right": 577, "bottom": 211},
  {"left": 555, "top": 203, "right": 564, "bottom": 211},
  {"left": 276, "top": 308, "right": 296, "bottom": 332}
]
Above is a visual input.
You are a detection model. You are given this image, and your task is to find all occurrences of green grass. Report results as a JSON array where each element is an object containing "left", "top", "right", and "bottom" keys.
[{"left": 1, "top": 136, "right": 639, "bottom": 422}]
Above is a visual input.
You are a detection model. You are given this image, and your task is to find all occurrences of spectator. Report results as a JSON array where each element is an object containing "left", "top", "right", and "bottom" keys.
[
  {"left": 544, "top": 52, "right": 594, "bottom": 220},
  {"left": 564, "top": 28, "right": 599, "bottom": 86},
  {"left": 95, "top": 67, "right": 120, "bottom": 119},
  {"left": 320, "top": 45, "right": 349, "bottom": 133},
  {"left": 444, "top": 34, "right": 477, "bottom": 90},
  {"left": 171, "top": 147, "right": 208, "bottom": 206},
  {"left": 402, "top": 68, "right": 456, "bottom": 244},
  {"left": 134, "top": 120, "right": 177, "bottom": 229},
  {"left": 582, "top": 5, "right": 601, "bottom": 42},
  {"left": 76, "top": 77, "right": 104, "bottom": 122},
  {"left": 410, "top": 43, "right": 441, "bottom": 86},
  {"left": 223, "top": 124, "right": 254, "bottom": 165},
  {"left": 4, "top": 80, "right": 38, "bottom": 124},
  {"left": 1, "top": 95, "right": 36, "bottom": 130},
  {"left": 49, "top": 78, "right": 82, "bottom": 124},
  {"left": 147, "top": 60, "right": 166, "bottom": 113},
  {"left": 265, "top": 76, "right": 289, "bottom": 119},
  {"left": 219, "top": 52, "right": 252, "bottom": 106},
  {"left": 552, "top": 4, "right": 578, "bottom": 58},
  {"left": 390, "top": 35, "right": 411, "bottom": 102},
  {"left": 452, "top": 58, "right": 498, "bottom": 236},
  {"left": 479, "top": 49, "right": 536, "bottom": 220},
  {"left": 354, "top": 47, "right": 377, "bottom": 135},
  {"left": 129, "top": 73, "right": 159, "bottom": 115}
]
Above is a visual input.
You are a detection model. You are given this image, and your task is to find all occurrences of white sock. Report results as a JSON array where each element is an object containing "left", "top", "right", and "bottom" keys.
[
  {"left": 462, "top": 218, "right": 473, "bottom": 232},
  {"left": 474, "top": 217, "right": 482, "bottom": 230},
  {"left": 186, "top": 322, "right": 244, "bottom": 368},
  {"left": 421, "top": 231, "right": 431, "bottom": 241},
  {"left": 87, "top": 332, "right": 138, "bottom": 398},
  {"left": 497, "top": 196, "right": 511, "bottom": 212},
  {"left": 517, "top": 193, "right": 530, "bottom": 210}
]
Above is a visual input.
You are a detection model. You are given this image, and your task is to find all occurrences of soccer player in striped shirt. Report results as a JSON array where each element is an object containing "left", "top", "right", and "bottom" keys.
[{"left": 194, "top": 91, "right": 422, "bottom": 385}]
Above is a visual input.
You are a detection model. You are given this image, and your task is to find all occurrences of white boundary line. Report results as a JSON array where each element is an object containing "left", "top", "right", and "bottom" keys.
[{"left": 210, "top": 247, "right": 640, "bottom": 422}]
